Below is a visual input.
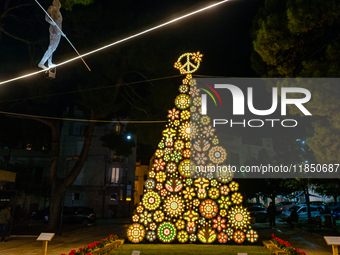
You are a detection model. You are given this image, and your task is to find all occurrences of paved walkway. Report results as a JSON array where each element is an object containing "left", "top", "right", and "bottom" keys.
[{"left": 0, "top": 218, "right": 337, "bottom": 255}]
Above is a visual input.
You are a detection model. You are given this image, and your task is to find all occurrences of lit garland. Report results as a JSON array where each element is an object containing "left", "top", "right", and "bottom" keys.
[{"left": 146, "top": 231, "right": 157, "bottom": 242}]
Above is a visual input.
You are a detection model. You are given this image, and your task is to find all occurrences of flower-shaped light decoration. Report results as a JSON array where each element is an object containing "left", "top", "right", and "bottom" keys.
[
  {"left": 246, "top": 229, "right": 258, "bottom": 243},
  {"left": 191, "top": 51, "right": 203, "bottom": 63},
  {"left": 157, "top": 222, "right": 177, "bottom": 243},
  {"left": 136, "top": 205, "right": 144, "bottom": 214},
  {"left": 164, "top": 195, "right": 185, "bottom": 218},
  {"left": 228, "top": 206, "right": 250, "bottom": 230},
  {"left": 179, "top": 122, "right": 191, "bottom": 140},
  {"left": 142, "top": 191, "right": 161, "bottom": 210},
  {"left": 226, "top": 227, "right": 234, "bottom": 239},
  {"left": 183, "top": 78, "right": 189, "bottom": 85},
  {"left": 175, "top": 94, "right": 190, "bottom": 110},
  {"left": 132, "top": 214, "right": 139, "bottom": 222},
  {"left": 127, "top": 223, "right": 145, "bottom": 243},
  {"left": 233, "top": 230, "right": 245, "bottom": 244},
  {"left": 174, "top": 140, "right": 185, "bottom": 151},
  {"left": 192, "top": 112, "right": 200, "bottom": 121},
  {"left": 178, "top": 159, "right": 192, "bottom": 178},
  {"left": 220, "top": 209, "right": 227, "bottom": 217},
  {"left": 199, "top": 199, "right": 218, "bottom": 219},
  {"left": 183, "top": 186, "right": 196, "bottom": 200},
  {"left": 197, "top": 226, "right": 217, "bottom": 244},
  {"left": 160, "top": 189, "right": 168, "bottom": 197},
  {"left": 155, "top": 149, "right": 164, "bottom": 158},
  {"left": 139, "top": 210, "right": 152, "bottom": 226},
  {"left": 153, "top": 210, "right": 165, "bottom": 223},
  {"left": 193, "top": 198, "right": 200, "bottom": 207},
  {"left": 198, "top": 217, "right": 206, "bottom": 226},
  {"left": 174, "top": 61, "right": 182, "bottom": 70},
  {"left": 156, "top": 182, "right": 163, "bottom": 191},
  {"left": 212, "top": 215, "right": 226, "bottom": 232},
  {"left": 231, "top": 192, "right": 243, "bottom": 205},
  {"left": 190, "top": 87, "right": 200, "bottom": 97},
  {"left": 203, "top": 125, "right": 216, "bottom": 138},
  {"left": 189, "top": 234, "right": 197, "bottom": 242},
  {"left": 210, "top": 179, "right": 218, "bottom": 187},
  {"left": 166, "top": 162, "right": 177, "bottom": 173},
  {"left": 229, "top": 181, "right": 239, "bottom": 192},
  {"left": 146, "top": 231, "right": 157, "bottom": 242},
  {"left": 218, "top": 232, "right": 228, "bottom": 243},
  {"left": 149, "top": 222, "right": 157, "bottom": 231},
  {"left": 183, "top": 149, "right": 191, "bottom": 158},
  {"left": 177, "top": 230, "right": 189, "bottom": 243},
  {"left": 176, "top": 219, "right": 185, "bottom": 230},
  {"left": 181, "top": 110, "right": 190, "bottom": 120},
  {"left": 158, "top": 142, "right": 165, "bottom": 149},
  {"left": 216, "top": 166, "right": 234, "bottom": 183},
  {"left": 186, "top": 221, "right": 196, "bottom": 234},
  {"left": 218, "top": 196, "right": 232, "bottom": 210},
  {"left": 155, "top": 171, "right": 166, "bottom": 182},
  {"left": 200, "top": 116, "right": 210, "bottom": 125},
  {"left": 153, "top": 158, "right": 165, "bottom": 171},
  {"left": 165, "top": 178, "right": 183, "bottom": 193},
  {"left": 194, "top": 153, "right": 208, "bottom": 165},
  {"left": 168, "top": 108, "right": 180, "bottom": 120},
  {"left": 193, "top": 97, "right": 202, "bottom": 106},
  {"left": 149, "top": 171, "right": 156, "bottom": 178},
  {"left": 170, "top": 151, "right": 183, "bottom": 163},
  {"left": 145, "top": 179, "right": 156, "bottom": 190},
  {"left": 186, "top": 178, "right": 193, "bottom": 186},
  {"left": 208, "top": 146, "right": 227, "bottom": 164},
  {"left": 220, "top": 185, "right": 230, "bottom": 195},
  {"left": 179, "top": 84, "right": 189, "bottom": 94},
  {"left": 208, "top": 187, "right": 220, "bottom": 199}
]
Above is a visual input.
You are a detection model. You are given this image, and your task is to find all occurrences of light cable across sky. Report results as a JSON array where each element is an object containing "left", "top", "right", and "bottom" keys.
[{"left": 0, "top": 0, "right": 229, "bottom": 85}]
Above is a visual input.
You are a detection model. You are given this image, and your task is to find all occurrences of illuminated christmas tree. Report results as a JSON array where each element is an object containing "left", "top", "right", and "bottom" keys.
[{"left": 127, "top": 52, "right": 258, "bottom": 244}]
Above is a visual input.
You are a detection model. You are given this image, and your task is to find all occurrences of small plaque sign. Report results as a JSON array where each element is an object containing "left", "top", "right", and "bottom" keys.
[
  {"left": 131, "top": 251, "right": 140, "bottom": 255},
  {"left": 324, "top": 236, "right": 340, "bottom": 245},
  {"left": 237, "top": 253, "right": 248, "bottom": 255},
  {"left": 36, "top": 233, "right": 55, "bottom": 241}
]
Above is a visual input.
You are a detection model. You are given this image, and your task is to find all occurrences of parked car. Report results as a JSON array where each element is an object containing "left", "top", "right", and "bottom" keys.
[
  {"left": 331, "top": 207, "right": 340, "bottom": 220},
  {"left": 246, "top": 203, "right": 266, "bottom": 209},
  {"left": 281, "top": 204, "right": 321, "bottom": 221},
  {"left": 275, "top": 201, "right": 296, "bottom": 213},
  {"left": 309, "top": 201, "right": 326, "bottom": 213},
  {"left": 248, "top": 206, "right": 268, "bottom": 222},
  {"left": 325, "top": 202, "right": 340, "bottom": 213},
  {"left": 44, "top": 206, "right": 96, "bottom": 225}
]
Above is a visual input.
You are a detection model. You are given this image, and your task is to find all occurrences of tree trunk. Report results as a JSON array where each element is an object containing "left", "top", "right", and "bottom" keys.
[{"left": 304, "top": 185, "right": 311, "bottom": 218}]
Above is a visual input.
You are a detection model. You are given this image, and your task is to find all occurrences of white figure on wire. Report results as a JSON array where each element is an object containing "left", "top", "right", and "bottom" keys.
[{"left": 38, "top": 0, "right": 65, "bottom": 69}]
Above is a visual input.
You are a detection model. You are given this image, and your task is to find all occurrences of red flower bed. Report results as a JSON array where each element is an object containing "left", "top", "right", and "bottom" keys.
[
  {"left": 271, "top": 234, "right": 306, "bottom": 255},
  {"left": 62, "top": 235, "right": 119, "bottom": 255}
]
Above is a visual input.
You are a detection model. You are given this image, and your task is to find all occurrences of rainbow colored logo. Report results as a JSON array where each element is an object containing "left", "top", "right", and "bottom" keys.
[{"left": 198, "top": 82, "right": 222, "bottom": 107}]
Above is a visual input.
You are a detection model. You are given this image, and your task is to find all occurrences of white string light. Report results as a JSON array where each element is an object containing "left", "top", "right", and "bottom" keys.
[{"left": 0, "top": 0, "right": 229, "bottom": 85}]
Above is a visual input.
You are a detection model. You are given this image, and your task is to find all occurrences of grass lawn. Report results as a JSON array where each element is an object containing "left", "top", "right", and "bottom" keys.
[{"left": 109, "top": 244, "right": 271, "bottom": 255}]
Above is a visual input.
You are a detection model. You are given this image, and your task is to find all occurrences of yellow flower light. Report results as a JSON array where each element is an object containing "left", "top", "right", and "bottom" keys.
[
  {"left": 229, "top": 181, "right": 239, "bottom": 192},
  {"left": 156, "top": 171, "right": 166, "bottom": 182},
  {"left": 127, "top": 223, "right": 145, "bottom": 243},
  {"left": 231, "top": 192, "right": 243, "bottom": 205},
  {"left": 227, "top": 206, "right": 250, "bottom": 230}
]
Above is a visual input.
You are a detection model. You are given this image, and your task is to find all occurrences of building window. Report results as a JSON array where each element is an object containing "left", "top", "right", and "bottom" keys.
[
  {"left": 110, "top": 193, "right": 117, "bottom": 201},
  {"left": 111, "top": 167, "right": 122, "bottom": 184},
  {"left": 72, "top": 193, "right": 80, "bottom": 200}
]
